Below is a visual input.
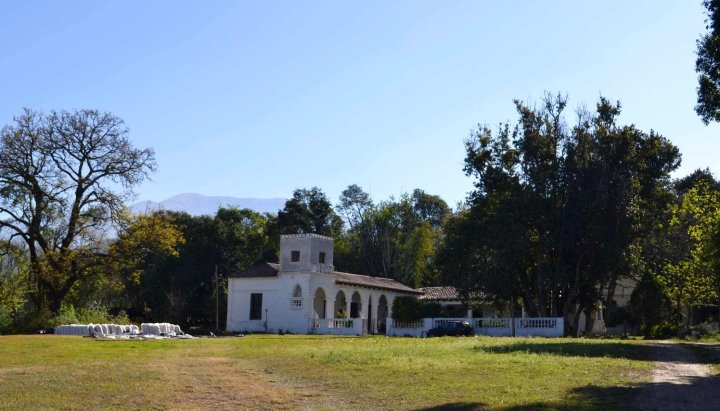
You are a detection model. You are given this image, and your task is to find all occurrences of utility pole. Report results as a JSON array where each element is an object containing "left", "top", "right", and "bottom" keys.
[{"left": 215, "top": 265, "right": 219, "bottom": 331}]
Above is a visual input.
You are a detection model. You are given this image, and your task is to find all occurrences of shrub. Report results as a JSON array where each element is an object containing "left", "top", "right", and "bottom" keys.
[
  {"left": 392, "top": 296, "right": 422, "bottom": 322},
  {"left": 630, "top": 275, "right": 669, "bottom": 336},
  {"left": 16, "top": 306, "right": 53, "bottom": 333},
  {"left": 49, "top": 305, "right": 80, "bottom": 327},
  {"left": 420, "top": 302, "right": 442, "bottom": 318},
  {"left": 0, "top": 306, "right": 11, "bottom": 334},
  {"left": 111, "top": 310, "right": 131, "bottom": 325},
  {"left": 649, "top": 321, "right": 678, "bottom": 339},
  {"left": 76, "top": 304, "right": 112, "bottom": 324},
  {"left": 49, "top": 304, "right": 132, "bottom": 327}
]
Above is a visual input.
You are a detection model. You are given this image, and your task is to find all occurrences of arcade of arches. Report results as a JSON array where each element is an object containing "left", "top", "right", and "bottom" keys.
[{"left": 313, "top": 286, "right": 391, "bottom": 334}]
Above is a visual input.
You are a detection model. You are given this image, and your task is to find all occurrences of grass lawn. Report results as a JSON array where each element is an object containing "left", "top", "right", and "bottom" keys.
[{"left": 0, "top": 335, "right": 658, "bottom": 410}]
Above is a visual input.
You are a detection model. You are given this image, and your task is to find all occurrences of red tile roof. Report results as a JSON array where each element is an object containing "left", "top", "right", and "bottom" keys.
[
  {"left": 417, "top": 286, "right": 462, "bottom": 301},
  {"left": 417, "top": 286, "right": 486, "bottom": 301},
  {"left": 334, "top": 271, "right": 422, "bottom": 294},
  {"left": 229, "top": 262, "right": 420, "bottom": 295}
]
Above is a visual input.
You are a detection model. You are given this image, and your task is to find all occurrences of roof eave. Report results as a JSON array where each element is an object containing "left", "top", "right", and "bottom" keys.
[{"left": 334, "top": 280, "right": 423, "bottom": 295}]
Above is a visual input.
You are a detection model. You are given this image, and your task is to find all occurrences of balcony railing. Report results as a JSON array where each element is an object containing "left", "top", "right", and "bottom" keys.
[
  {"left": 475, "top": 318, "right": 510, "bottom": 328},
  {"left": 311, "top": 263, "right": 335, "bottom": 273},
  {"left": 517, "top": 318, "right": 558, "bottom": 329},
  {"left": 391, "top": 320, "right": 423, "bottom": 329},
  {"left": 310, "top": 318, "right": 355, "bottom": 329}
]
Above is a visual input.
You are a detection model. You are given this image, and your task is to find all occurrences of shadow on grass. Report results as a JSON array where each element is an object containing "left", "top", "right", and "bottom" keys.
[
  {"left": 474, "top": 341, "right": 720, "bottom": 365},
  {"left": 510, "top": 374, "right": 720, "bottom": 411},
  {"left": 415, "top": 403, "right": 489, "bottom": 411},
  {"left": 415, "top": 375, "right": 720, "bottom": 410}
]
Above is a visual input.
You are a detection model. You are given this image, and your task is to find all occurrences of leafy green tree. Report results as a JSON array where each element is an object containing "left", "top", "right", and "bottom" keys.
[
  {"left": 658, "top": 180, "right": 720, "bottom": 328},
  {"left": 410, "top": 189, "right": 450, "bottom": 229},
  {"left": 275, "top": 187, "right": 343, "bottom": 237},
  {"left": 113, "top": 208, "right": 274, "bottom": 329},
  {"left": 674, "top": 168, "right": 720, "bottom": 194},
  {"left": 336, "top": 185, "right": 379, "bottom": 274},
  {"left": 214, "top": 207, "right": 272, "bottom": 271},
  {"left": 450, "top": 94, "right": 681, "bottom": 333},
  {"left": 396, "top": 221, "right": 437, "bottom": 287},
  {"left": 696, "top": 0, "right": 720, "bottom": 124},
  {"left": 0, "top": 244, "right": 31, "bottom": 333},
  {"left": 337, "top": 186, "right": 448, "bottom": 286},
  {"left": 104, "top": 211, "right": 185, "bottom": 315},
  {"left": 337, "top": 184, "right": 373, "bottom": 230},
  {"left": 629, "top": 274, "right": 670, "bottom": 337},
  {"left": 0, "top": 109, "right": 156, "bottom": 312},
  {"left": 158, "top": 212, "right": 220, "bottom": 326}
]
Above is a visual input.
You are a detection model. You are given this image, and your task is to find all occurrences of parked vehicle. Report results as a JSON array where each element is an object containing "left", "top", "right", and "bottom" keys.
[{"left": 425, "top": 321, "right": 474, "bottom": 337}]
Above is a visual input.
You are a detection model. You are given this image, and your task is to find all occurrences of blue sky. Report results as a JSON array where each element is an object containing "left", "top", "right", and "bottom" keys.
[{"left": 1, "top": 1, "right": 718, "bottom": 208}]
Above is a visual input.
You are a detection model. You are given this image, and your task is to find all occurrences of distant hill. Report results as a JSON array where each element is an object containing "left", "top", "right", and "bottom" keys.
[{"left": 131, "top": 193, "right": 286, "bottom": 216}]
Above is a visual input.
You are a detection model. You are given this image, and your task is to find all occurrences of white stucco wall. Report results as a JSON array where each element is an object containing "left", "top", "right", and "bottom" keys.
[
  {"left": 227, "top": 233, "right": 413, "bottom": 335},
  {"left": 227, "top": 272, "right": 312, "bottom": 333},
  {"left": 280, "top": 234, "right": 334, "bottom": 273},
  {"left": 227, "top": 270, "right": 401, "bottom": 334}
]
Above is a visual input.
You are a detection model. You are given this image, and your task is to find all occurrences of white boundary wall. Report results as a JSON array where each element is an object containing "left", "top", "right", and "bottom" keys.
[{"left": 386, "top": 317, "right": 564, "bottom": 337}]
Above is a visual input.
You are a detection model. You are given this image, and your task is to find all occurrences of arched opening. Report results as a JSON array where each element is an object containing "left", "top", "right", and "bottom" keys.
[
  {"left": 289, "top": 284, "right": 303, "bottom": 309},
  {"left": 334, "top": 290, "right": 347, "bottom": 318},
  {"left": 350, "top": 291, "right": 362, "bottom": 318},
  {"left": 377, "top": 295, "right": 389, "bottom": 333},
  {"left": 313, "top": 288, "right": 327, "bottom": 319}
]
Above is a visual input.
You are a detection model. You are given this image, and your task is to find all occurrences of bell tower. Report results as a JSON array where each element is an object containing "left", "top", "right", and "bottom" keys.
[{"left": 279, "top": 233, "right": 334, "bottom": 273}]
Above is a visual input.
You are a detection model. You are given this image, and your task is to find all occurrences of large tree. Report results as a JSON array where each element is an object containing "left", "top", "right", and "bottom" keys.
[
  {"left": 696, "top": 0, "right": 720, "bottom": 124},
  {"left": 657, "top": 179, "right": 720, "bottom": 328},
  {"left": 0, "top": 242, "right": 31, "bottom": 332},
  {"left": 274, "top": 187, "right": 343, "bottom": 237},
  {"left": 110, "top": 208, "right": 273, "bottom": 328},
  {"left": 0, "top": 109, "right": 156, "bottom": 312},
  {"left": 445, "top": 94, "right": 680, "bottom": 333},
  {"left": 338, "top": 185, "right": 449, "bottom": 286},
  {"left": 103, "top": 211, "right": 184, "bottom": 317}
]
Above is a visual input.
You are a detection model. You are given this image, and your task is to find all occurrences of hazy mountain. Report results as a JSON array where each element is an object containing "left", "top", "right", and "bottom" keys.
[{"left": 131, "top": 193, "right": 286, "bottom": 216}]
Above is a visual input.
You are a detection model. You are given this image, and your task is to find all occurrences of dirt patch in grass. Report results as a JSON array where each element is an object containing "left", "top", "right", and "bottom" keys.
[
  {"left": 627, "top": 341, "right": 720, "bottom": 411},
  {"left": 151, "top": 356, "right": 331, "bottom": 410}
]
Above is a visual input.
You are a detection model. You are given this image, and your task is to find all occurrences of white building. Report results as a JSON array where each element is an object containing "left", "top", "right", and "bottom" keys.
[{"left": 226, "top": 233, "right": 421, "bottom": 335}]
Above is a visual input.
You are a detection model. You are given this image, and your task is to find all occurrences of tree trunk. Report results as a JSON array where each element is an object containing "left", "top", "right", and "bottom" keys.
[
  {"left": 583, "top": 305, "right": 593, "bottom": 335},
  {"left": 572, "top": 305, "right": 584, "bottom": 337},
  {"left": 603, "top": 272, "right": 618, "bottom": 326}
]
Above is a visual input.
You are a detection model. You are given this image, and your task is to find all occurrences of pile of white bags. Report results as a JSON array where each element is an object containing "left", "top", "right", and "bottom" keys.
[
  {"left": 54, "top": 323, "right": 139, "bottom": 336},
  {"left": 140, "top": 322, "right": 184, "bottom": 336},
  {"left": 54, "top": 322, "right": 191, "bottom": 339}
]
